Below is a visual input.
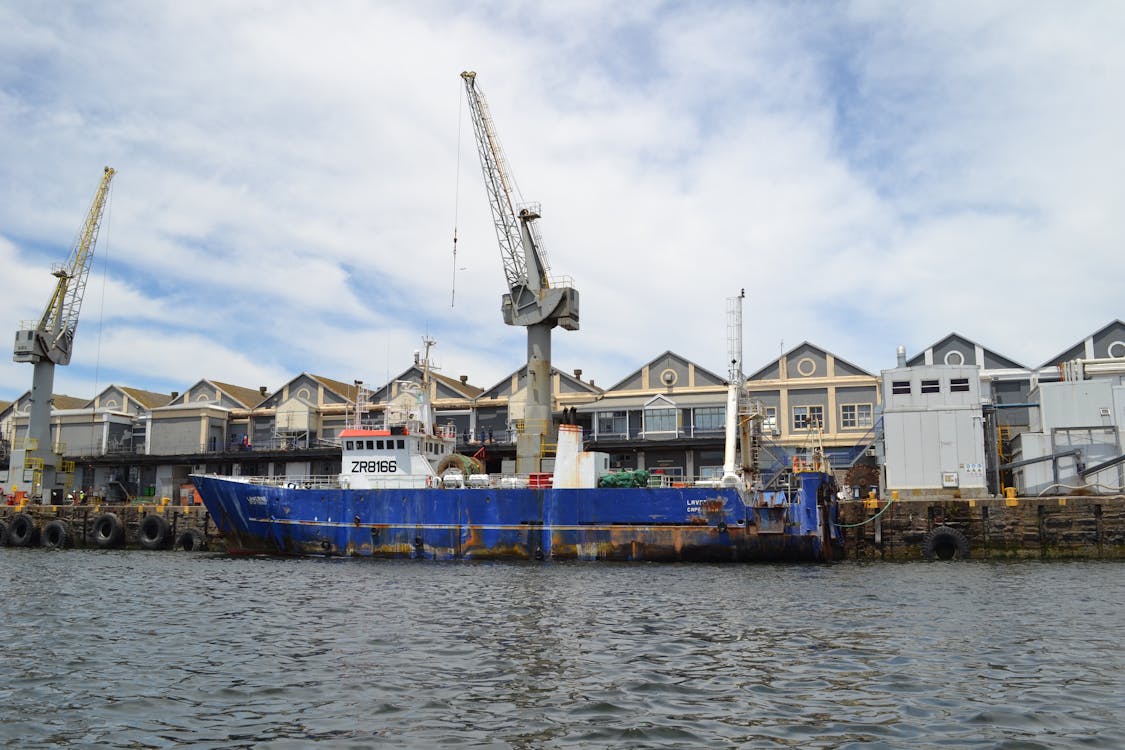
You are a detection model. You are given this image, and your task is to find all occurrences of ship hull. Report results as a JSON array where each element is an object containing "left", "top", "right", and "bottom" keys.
[{"left": 192, "top": 475, "right": 838, "bottom": 562}]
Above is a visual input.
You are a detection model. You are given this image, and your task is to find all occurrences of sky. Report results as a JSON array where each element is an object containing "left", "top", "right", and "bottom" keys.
[{"left": 1, "top": 1, "right": 1122, "bottom": 404}]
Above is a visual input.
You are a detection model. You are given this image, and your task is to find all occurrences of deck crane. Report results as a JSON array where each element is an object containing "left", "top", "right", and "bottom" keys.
[
  {"left": 460, "top": 72, "right": 579, "bottom": 474},
  {"left": 13, "top": 166, "right": 116, "bottom": 502}
]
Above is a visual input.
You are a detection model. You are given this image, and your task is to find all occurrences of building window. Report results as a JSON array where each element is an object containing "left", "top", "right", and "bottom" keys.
[
  {"left": 792, "top": 405, "right": 824, "bottom": 430},
  {"left": 950, "top": 378, "right": 970, "bottom": 392},
  {"left": 693, "top": 407, "right": 725, "bottom": 432},
  {"left": 763, "top": 407, "right": 778, "bottom": 433},
  {"left": 698, "top": 465, "right": 724, "bottom": 480},
  {"left": 840, "top": 403, "right": 873, "bottom": 429},
  {"left": 892, "top": 380, "right": 911, "bottom": 395},
  {"left": 645, "top": 407, "right": 677, "bottom": 433},
  {"left": 596, "top": 411, "right": 627, "bottom": 437},
  {"left": 921, "top": 379, "right": 940, "bottom": 394}
]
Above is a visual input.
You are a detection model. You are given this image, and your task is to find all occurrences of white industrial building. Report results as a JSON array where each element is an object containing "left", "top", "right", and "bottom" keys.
[
  {"left": 880, "top": 354, "right": 988, "bottom": 497},
  {"left": 1009, "top": 360, "right": 1125, "bottom": 496}
]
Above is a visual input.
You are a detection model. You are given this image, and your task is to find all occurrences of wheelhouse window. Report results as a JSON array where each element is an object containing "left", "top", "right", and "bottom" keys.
[
  {"left": 921, "top": 379, "right": 940, "bottom": 394},
  {"left": 840, "top": 403, "right": 873, "bottom": 429},
  {"left": 950, "top": 378, "right": 970, "bottom": 392},
  {"left": 792, "top": 405, "right": 824, "bottom": 431},
  {"left": 693, "top": 407, "right": 725, "bottom": 432},
  {"left": 892, "top": 380, "right": 911, "bottom": 395}
]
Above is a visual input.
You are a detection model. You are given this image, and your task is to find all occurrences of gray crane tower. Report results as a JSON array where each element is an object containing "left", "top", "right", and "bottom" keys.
[
  {"left": 12, "top": 166, "right": 116, "bottom": 502},
  {"left": 461, "top": 72, "right": 579, "bottom": 474}
]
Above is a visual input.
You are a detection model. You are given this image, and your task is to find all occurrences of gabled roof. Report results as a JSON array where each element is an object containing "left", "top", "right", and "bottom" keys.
[
  {"left": 119, "top": 386, "right": 175, "bottom": 409},
  {"left": 604, "top": 351, "right": 726, "bottom": 392},
  {"left": 309, "top": 374, "right": 356, "bottom": 402},
  {"left": 906, "top": 332, "right": 1026, "bottom": 370},
  {"left": 53, "top": 394, "right": 90, "bottom": 410},
  {"left": 208, "top": 380, "right": 268, "bottom": 408},
  {"left": 1040, "top": 319, "right": 1125, "bottom": 368},
  {"left": 431, "top": 370, "right": 484, "bottom": 398},
  {"left": 746, "top": 341, "right": 873, "bottom": 380},
  {"left": 371, "top": 365, "right": 485, "bottom": 401},
  {"left": 169, "top": 379, "right": 264, "bottom": 409},
  {"left": 1, "top": 392, "right": 89, "bottom": 414},
  {"left": 477, "top": 366, "right": 603, "bottom": 400}
]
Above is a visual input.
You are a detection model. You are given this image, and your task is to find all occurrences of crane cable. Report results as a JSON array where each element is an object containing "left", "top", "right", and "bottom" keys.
[
  {"left": 89, "top": 177, "right": 114, "bottom": 451},
  {"left": 451, "top": 80, "right": 463, "bottom": 308}
]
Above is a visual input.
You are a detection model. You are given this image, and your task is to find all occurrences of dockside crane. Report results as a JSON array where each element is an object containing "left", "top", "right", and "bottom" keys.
[
  {"left": 13, "top": 166, "right": 116, "bottom": 502},
  {"left": 460, "top": 72, "right": 579, "bottom": 473}
]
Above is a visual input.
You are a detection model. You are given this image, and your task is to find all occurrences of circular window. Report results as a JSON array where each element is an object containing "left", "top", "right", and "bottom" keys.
[
  {"left": 944, "top": 350, "right": 965, "bottom": 366},
  {"left": 297, "top": 387, "right": 313, "bottom": 400},
  {"left": 796, "top": 357, "right": 816, "bottom": 377},
  {"left": 659, "top": 369, "right": 678, "bottom": 387},
  {"left": 1108, "top": 340, "right": 1125, "bottom": 358}
]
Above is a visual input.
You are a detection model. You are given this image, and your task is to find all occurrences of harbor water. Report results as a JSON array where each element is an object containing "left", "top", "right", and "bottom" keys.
[{"left": 1, "top": 551, "right": 1122, "bottom": 749}]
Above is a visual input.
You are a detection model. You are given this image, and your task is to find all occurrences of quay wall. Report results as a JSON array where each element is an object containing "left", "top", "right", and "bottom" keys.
[
  {"left": 0, "top": 505, "right": 221, "bottom": 552},
  {"left": 838, "top": 494, "right": 1125, "bottom": 561}
]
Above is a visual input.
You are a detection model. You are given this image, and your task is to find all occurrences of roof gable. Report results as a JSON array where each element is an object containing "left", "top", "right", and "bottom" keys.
[
  {"left": 747, "top": 341, "right": 872, "bottom": 380},
  {"left": 172, "top": 379, "right": 260, "bottom": 409},
  {"left": 907, "top": 332, "right": 1026, "bottom": 369},
  {"left": 605, "top": 351, "right": 725, "bottom": 392},
  {"left": 1041, "top": 320, "right": 1125, "bottom": 366}
]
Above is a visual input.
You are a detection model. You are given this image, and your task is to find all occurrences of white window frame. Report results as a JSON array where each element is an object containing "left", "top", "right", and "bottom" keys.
[
  {"left": 840, "top": 403, "right": 873, "bottom": 429},
  {"left": 763, "top": 407, "right": 778, "bottom": 434},
  {"left": 792, "top": 405, "right": 824, "bottom": 431}
]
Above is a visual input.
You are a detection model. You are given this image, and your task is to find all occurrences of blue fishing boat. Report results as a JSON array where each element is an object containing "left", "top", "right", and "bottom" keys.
[{"left": 191, "top": 367, "right": 842, "bottom": 562}]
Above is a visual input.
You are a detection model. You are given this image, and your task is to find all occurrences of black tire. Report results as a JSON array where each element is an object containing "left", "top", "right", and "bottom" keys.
[
  {"left": 175, "top": 528, "right": 208, "bottom": 552},
  {"left": 137, "top": 514, "right": 171, "bottom": 550},
  {"left": 0, "top": 520, "right": 8, "bottom": 547},
  {"left": 7, "top": 513, "right": 39, "bottom": 547},
  {"left": 41, "top": 520, "right": 70, "bottom": 549},
  {"left": 922, "top": 525, "right": 970, "bottom": 561},
  {"left": 92, "top": 512, "right": 125, "bottom": 548}
]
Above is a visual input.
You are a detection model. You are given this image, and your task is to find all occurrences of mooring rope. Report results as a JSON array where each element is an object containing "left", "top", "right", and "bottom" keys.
[{"left": 836, "top": 493, "right": 898, "bottom": 528}]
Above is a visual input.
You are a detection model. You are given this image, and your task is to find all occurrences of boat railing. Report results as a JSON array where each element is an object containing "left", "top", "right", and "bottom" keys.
[
  {"left": 226, "top": 471, "right": 753, "bottom": 492},
  {"left": 238, "top": 474, "right": 341, "bottom": 489}
]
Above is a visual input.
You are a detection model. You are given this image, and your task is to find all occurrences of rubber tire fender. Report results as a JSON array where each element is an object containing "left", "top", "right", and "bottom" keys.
[
  {"left": 7, "top": 513, "right": 39, "bottom": 547},
  {"left": 922, "top": 524, "right": 971, "bottom": 561},
  {"left": 41, "top": 519, "right": 70, "bottom": 549},
  {"left": 137, "top": 514, "right": 171, "bottom": 550},
  {"left": 92, "top": 512, "right": 126, "bottom": 548},
  {"left": 0, "top": 520, "right": 9, "bottom": 546},
  {"left": 176, "top": 528, "right": 208, "bottom": 552}
]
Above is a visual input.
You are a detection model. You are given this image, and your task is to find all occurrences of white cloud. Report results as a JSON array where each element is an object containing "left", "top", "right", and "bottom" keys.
[{"left": 1, "top": 1, "right": 1122, "bottom": 403}]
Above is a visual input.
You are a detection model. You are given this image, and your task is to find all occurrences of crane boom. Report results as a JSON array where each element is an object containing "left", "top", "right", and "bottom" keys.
[
  {"left": 461, "top": 72, "right": 579, "bottom": 473},
  {"left": 12, "top": 166, "right": 115, "bottom": 502},
  {"left": 15, "top": 166, "right": 116, "bottom": 366}
]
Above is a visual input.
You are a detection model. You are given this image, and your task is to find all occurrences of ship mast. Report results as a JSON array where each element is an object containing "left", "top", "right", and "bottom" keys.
[{"left": 721, "top": 290, "right": 746, "bottom": 487}]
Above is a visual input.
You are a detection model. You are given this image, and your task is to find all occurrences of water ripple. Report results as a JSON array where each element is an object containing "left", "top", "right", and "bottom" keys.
[{"left": 2, "top": 551, "right": 1124, "bottom": 748}]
